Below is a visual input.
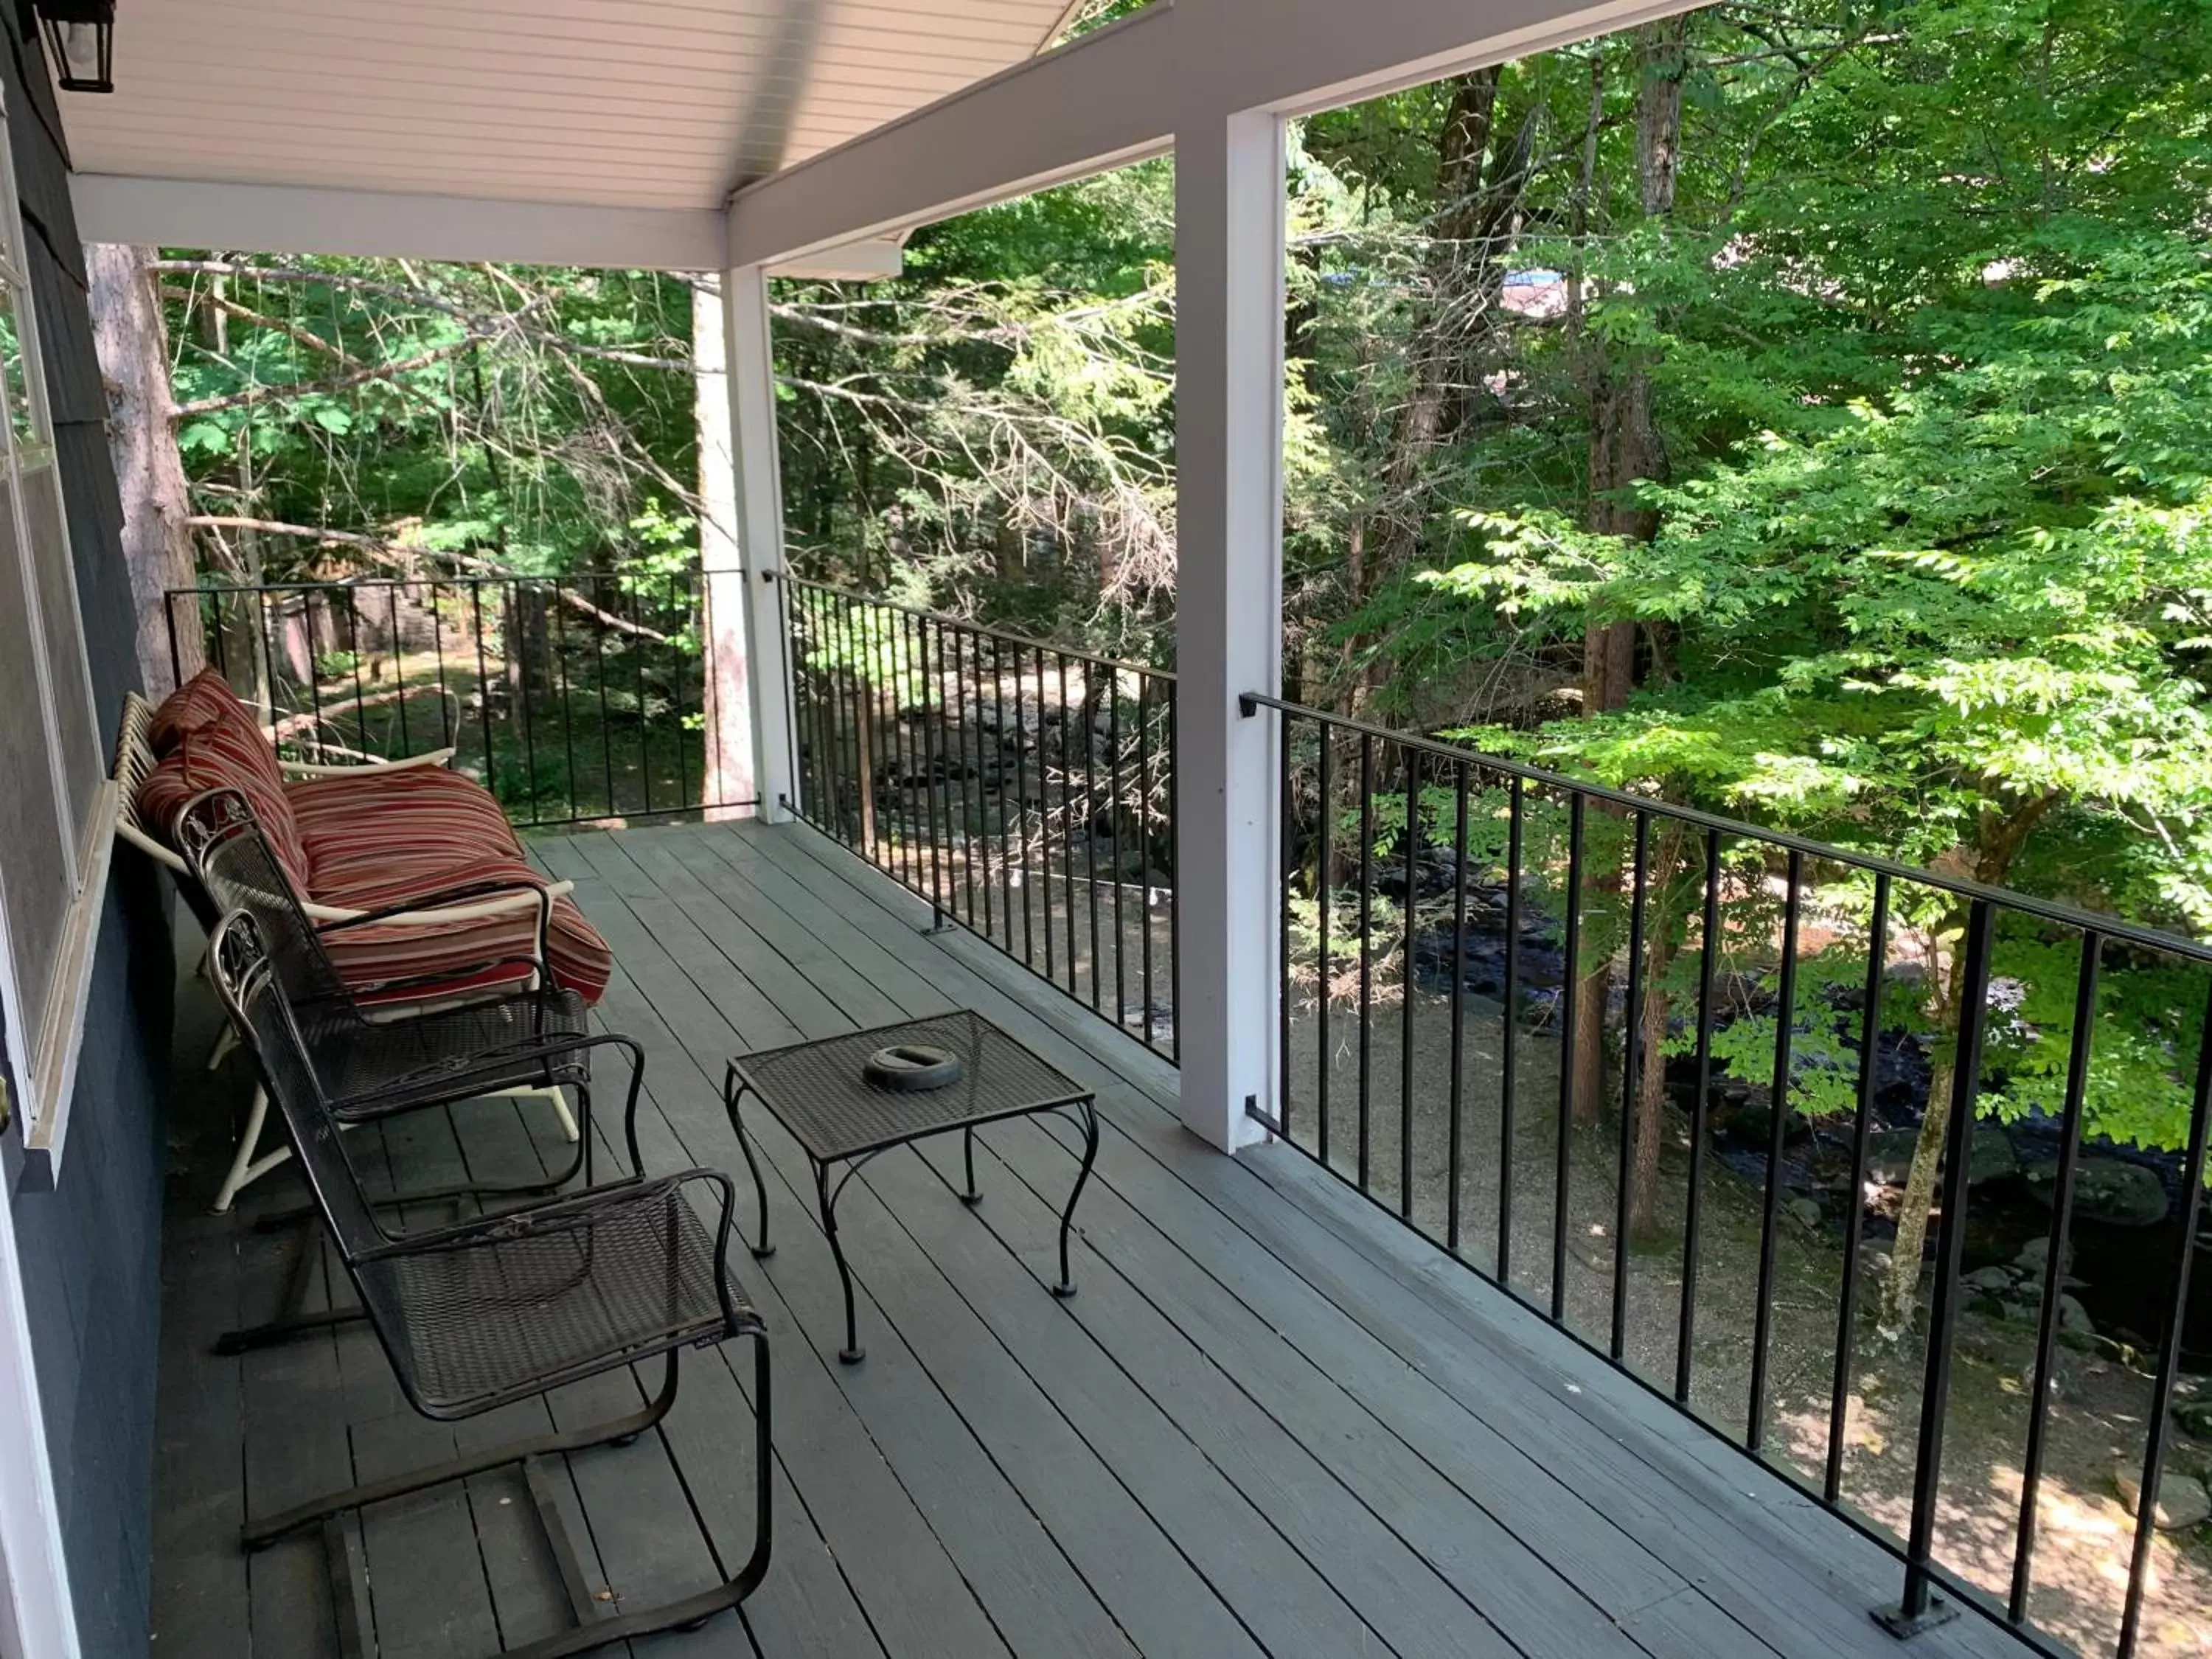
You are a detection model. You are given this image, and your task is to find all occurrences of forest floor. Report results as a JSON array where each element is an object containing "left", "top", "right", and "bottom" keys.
[{"left": 1281, "top": 990, "right": 2212, "bottom": 1658}]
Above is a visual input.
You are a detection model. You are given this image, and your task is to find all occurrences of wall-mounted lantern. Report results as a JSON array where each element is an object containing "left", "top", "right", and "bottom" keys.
[{"left": 32, "top": 0, "right": 114, "bottom": 94}]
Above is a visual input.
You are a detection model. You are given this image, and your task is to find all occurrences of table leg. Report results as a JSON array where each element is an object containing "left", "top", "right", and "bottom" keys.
[
  {"left": 818, "top": 1161, "right": 866, "bottom": 1363},
  {"left": 724, "top": 1072, "right": 776, "bottom": 1261},
  {"left": 1054, "top": 1099, "right": 1099, "bottom": 1298},
  {"left": 960, "top": 1124, "right": 983, "bottom": 1206}
]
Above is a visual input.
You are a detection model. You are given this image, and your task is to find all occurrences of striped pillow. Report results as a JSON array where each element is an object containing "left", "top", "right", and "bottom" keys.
[
  {"left": 136, "top": 728, "right": 311, "bottom": 886},
  {"left": 150, "top": 667, "right": 260, "bottom": 754}
]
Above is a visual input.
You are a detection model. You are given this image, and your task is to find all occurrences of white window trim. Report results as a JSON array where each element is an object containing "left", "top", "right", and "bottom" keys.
[{"left": 0, "top": 72, "right": 105, "bottom": 1187}]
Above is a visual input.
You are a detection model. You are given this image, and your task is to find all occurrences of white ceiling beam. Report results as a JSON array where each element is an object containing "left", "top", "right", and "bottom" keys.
[
  {"left": 70, "top": 175, "right": 727, "bottom": 269},
  {"left": 727, "top": 4, "right": 1175, "bottom": 269},
  {"left": 727, "top": 0, "right": 1701, "bottom": 269}
]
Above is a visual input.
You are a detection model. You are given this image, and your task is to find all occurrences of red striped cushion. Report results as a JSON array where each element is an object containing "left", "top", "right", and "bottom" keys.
[
  {"left": 288, "top": 768, "right": 612, "bottom": 1004},
  {"left": 136, "top": 728, "right": 311, "bottom": 886},
  {"left": 288, "top": 768, "right": 521, "bottom": 888},
  {"left": 311, "top": 855, "right": 613, "bottom": 1006}
]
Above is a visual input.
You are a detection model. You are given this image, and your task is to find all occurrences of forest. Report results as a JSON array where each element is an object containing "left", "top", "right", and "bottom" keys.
[{"left": 105, "top": 0, "right": 2212, "bottom": 1644}]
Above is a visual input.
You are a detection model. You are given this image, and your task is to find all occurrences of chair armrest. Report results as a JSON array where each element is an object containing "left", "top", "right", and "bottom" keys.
[
  {"left": 340, "top": 955, "right": 552, "bottom": 1002},
  {"left": 310, "top": 878, "right": 560, "bottom": 990},
  {"left": 332, "top": 1031, "right": 641, "bottom": 1159},
  {"left": 280, "top": 747, "right": 457, "bottom": 778},
  {"left": 310, "top": 877, "right": 566, "bottom": 932},
  {"left": 361, "top": 1166, "right": 747, "bottom": 1332}
]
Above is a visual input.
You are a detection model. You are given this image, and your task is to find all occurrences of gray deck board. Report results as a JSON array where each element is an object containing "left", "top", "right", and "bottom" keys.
[{"left": 145, "top": 815, "right": 2045, "bottom": 1659}]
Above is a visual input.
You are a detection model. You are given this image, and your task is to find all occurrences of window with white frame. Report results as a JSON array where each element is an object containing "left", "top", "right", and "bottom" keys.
[{"left": 0, "top": 78, "right": 109, "bottom": 1171}]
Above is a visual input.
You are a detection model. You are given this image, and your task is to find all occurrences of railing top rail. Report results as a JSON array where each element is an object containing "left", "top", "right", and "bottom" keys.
[
  {"left": 784, "top": 575, "right": 1176, "bottom": 684},
  {"left": 1247, "top": 689, "right": 2212, "bottom": 967},
  {"left": 167, "top": 572, "right": 665, "bottom": 596}
]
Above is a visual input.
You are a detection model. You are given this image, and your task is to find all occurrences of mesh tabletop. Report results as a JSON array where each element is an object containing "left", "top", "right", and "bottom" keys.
[{"left": 728, "top": 1012, "right": 1091, "bottom": 1162}]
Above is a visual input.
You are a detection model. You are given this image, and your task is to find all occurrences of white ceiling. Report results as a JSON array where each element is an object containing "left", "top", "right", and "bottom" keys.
[{"left": 60, "top": 0, "right": 1077, "bottom": 212}]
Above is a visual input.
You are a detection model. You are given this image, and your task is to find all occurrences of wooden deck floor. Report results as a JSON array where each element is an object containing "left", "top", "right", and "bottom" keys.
[{"left": 148, "top": 816, "right": 2038, "bottom": 1659}]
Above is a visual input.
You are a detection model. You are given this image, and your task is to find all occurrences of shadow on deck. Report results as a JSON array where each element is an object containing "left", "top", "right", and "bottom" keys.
[{"left": 148, "top": 817, "right": 2039, "bottom": 1659}]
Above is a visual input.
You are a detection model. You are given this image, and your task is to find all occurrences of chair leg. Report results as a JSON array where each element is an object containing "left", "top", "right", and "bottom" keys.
[
  {"left": 206, "top": 1023, "right": 236, "bottom": 1072},
  {"left": 531, "top": 1084, "right": 581, "bottom": 1144},
  {"left": 211, "top": 1085, "right": 288, "bottom": 1214},
  {"left": 243, "top": 1343, "right": 772, "bottom": 1659},
  {"left": 499, "top": 1338, "right": 773, "bottom": 1659},
  {"left": 243, "top": 1351, "right": 684, "bottom": 1549}
]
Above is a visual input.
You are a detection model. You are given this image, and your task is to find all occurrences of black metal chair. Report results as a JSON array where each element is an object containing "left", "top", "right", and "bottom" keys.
[
  {"left": 209, "top": 906, "right": 773, "bottom": 1658},
  {"left": 184, "top": 788, "right": 644, "bottom": 1351}
]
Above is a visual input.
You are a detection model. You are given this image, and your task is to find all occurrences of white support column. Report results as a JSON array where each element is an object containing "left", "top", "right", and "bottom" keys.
[
  {"left": 1172, "top": 105, "right": 1285, "bottom": 1154},
  {"left": 720, "top": 263, "right": 799, "bottom": 823}
]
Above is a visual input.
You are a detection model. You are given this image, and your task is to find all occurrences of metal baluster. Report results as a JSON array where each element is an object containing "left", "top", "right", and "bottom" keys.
[
  {"left": 1166, "top": 681, "right": 1180, "bottom": 1065},
  {"left": 669, "top": 572, "right": 690, "bottom": 812},
  {"left": 1082, "top": 661, "right": 1104, "bottom": 1013},
  {"left": 948, "top": 622, "right": 975, "bottom": 931},
  {"left": 1279, "top": 703, "right": 1293, "bottom": 1140},
  {"left": 1315, "top": 723, "right": 1334, "bottom": 1166},
  {"left": 1357, "top": 733, "right": 1376, "bottom": 1194},
  {"left": 167, "top": 591, "right": 184, "bottom": 688},
  {"left": 1553, "top": 792, "right": 1586, "bottom": 1323},
  {"left": 1677, "top": 829, "right": 1722, "bottom": 1405},
  {"left": 255, "top": 591, "right": 279, "bottom": 741},
  {"left": 813, "top": 590, "right": 842, "bottom": 836},
  {"left": 516, "top": 585, "right": 540, "bottom": 824},
  {"left": 995, "top": 639, "right": 1016, "bottom": 955},
  {"left": 1499, "top": 774, "right": 1525, "bottom": 1283},
  {"left": 2008, "top": 928, "right": 2098, "bottom": 1619},
  {"left": 1826, "top": 873, "right": 1893, "bottom": 1498},
  {"left": 386, "top": 587, "right": 409, "bottom": 757},
  {"left": 1037, "top": 646, "right": 1056, "bottom": 984},
  {"left": 470, "top": 581, "right": 495, "bottom": 799},
  {"left": 783, "top": 580, "right": 810, "bottom": 827},
  {"left": 1613, "top": 811, "right": 1651, "bottom": 1362},
  {"left": 1110, "top": 668, "right": 1127, "bottom": 1034},
  {"left": 1399, "top": 745, "right": 1420, "bottom": 1220},
  {"left": 627, "top": 579, "right": 653, "bottom": 817},
  {"left": 1059, "top": 654, "right": 1079, "bottom": 995},
  {"left": 836, "top": 594, "right": 864, "bottom": 842},
  {"left": 430, "top": 581, "right": 453, "bottom": 751},
  {"left": 2114, "top": 981, "right": 2212, "bottom": 1658},
  {"left": 1447, "top": 759, "right": 1470, "bottom": 1255},
  {"left": 591, "top": 577, "right": 614, "bottom": 816},
  {"left": 1881, "top": 898, "right": 1997, "bottom": 1635},
  {"left": 919, "top": 618, "right": 946, "bottom": 919},
  {"left": 301, "top": 590, "right": 328, "bottom": 755},
  {"left": 344, "top": 596, "right": 368, "bottom": 757},
  {"left": 1747, "top": 848, "right": 1806, "bottom": 1450},
  {"left": 552, "top": 581, "right": 580, "bottom": 824},
  {"left": 1137, "top": 672, "right": 1153, "bottom": 1049}
]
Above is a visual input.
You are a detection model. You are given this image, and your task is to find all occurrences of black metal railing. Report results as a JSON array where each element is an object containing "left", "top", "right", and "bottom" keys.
[
  {"left": 1248, "top": 691, "right": 2211, "bottom": 1659},
  {"left": 782, "top": 578, "right": 1179, "bottom": 1064},
  {"left": 163, "top": 574, "right": 756, "bottom": 830}
]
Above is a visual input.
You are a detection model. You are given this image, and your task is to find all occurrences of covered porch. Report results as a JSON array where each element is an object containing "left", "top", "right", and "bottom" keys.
[{"left": 150, "top": 813, "right": 2030, "bottom": 1659}]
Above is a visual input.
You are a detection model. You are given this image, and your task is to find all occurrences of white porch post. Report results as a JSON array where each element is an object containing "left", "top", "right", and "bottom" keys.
[
  {"left": 1172, "top": 102, "right": 1284, "bottom": 1154},
  {"left": 720, "top": 262, "right": 799, "bottom": 823}
]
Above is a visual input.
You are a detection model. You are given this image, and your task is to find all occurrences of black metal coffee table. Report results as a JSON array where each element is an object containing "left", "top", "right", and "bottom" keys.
[{"left": 723, "top": 1011, "right": 1099, "bottom": 1363}]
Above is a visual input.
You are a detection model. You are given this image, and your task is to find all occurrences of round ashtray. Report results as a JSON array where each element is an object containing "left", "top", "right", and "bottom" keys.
[{"left": 863, "top": 1043, "right": 966, "bottom": 1092}]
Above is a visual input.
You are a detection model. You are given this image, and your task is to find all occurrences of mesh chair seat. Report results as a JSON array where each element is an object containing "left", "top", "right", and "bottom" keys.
[
  {"left": 356, "top": 1175, "right": 751, "bottom": 1419},
  {"left": 303, "top": 985, "right": 592, "bottom": 1121}
]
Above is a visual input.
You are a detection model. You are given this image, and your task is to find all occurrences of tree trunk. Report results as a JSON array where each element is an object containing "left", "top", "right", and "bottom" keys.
[
  {"left": 1876, "top": 796, "right": 2053, "bottom": 1335},
  {"left": 693, "top": 276, "right": 757, "bottom": 821},
  {"left": 1573, "top": 17, "right": 1689, "bottom": 1127},
  {"left": 88, "top": 242, "right": 202, "bottom": 700}
]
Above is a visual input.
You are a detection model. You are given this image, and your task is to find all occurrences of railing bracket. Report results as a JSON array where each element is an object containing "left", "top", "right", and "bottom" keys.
[{"left": 1873, "top": 1596, "right": 1956, "bottom": 1640}]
